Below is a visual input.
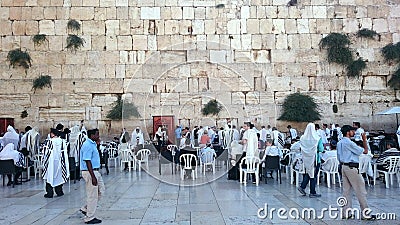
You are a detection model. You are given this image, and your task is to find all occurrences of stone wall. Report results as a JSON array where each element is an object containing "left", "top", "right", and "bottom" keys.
[{"left": 1, "top": 0, "right": 400, "bottom": 136}]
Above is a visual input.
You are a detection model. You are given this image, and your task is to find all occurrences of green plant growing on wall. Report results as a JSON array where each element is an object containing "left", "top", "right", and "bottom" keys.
[
  {"left": 357, "top": 28, "right": 378, "bottom": 39},
  {"left": 7, "top": 48, "right": 32, "bottom": 69},
  {"left": 347, "top": 58, "right": 367, "bottom": 77},
  {"left": 278, "top": 93, "right": 321, "bottom": 122},
  {"left": 32, "top": 75, "right": 52, "bottom": 92},
  {"left": 320, "top": 33, "right": 353, "bottom": 65},
  {"left": 107, "top": 95, "right": 141, "bottom": 120},
  {"left": 21, "top": 110, "right": 28, "bottom": 118},
  {"left": 382, "top": 42, "right": 400, "bottom": 89},
  {"left": 32, "top": 34, "right": 47, "bottom": 46},
  {"left": 202, "top": 99, "right": 222, "bottom": 116},
  {"left": 320, "top": 33, "right": 370, "bottom": 78},
  {"left": 66, "top": 35, "right": 85, "bottom": 52},
  {"left": 382, "top": 43, "right": 400, "bottom": 62},
  {"left": 67, "top": 19, "right": 81, "bottom": 32}
]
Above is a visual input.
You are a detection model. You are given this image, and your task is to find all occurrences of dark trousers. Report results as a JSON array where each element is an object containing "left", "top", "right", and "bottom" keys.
[
  {"left": 300, "top": 163, "right": 320, "bottom": 194},
  {"left": 6, "top": 166, "right": 22, "bottom": 183},
  {"left": 45, "top": 182, "right": 64, "bottom": 197}
]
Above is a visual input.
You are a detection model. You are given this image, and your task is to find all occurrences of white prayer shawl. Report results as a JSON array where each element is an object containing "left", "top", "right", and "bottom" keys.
[
  {"left": 0, "top": 143, "right": 25, "bottom": 167},
  {"left": 300, "top": 123, "right": 320, "bottom": 178},
  {"left": 223, "top": 125, "right": 233, "bottom": 149},
  {"left": 42, "top": 138, "right": 70, "bottom": 187},
  {"left": 2, "top": 126, "right": 19, "bottom": 150},
  {"left": 242, "top": 129, "right": 259, "bottom": 158},
  {"left": 317, "top": 129, "right": 328, "bottom": 144},
  {"left": 68, "top": 125, "right": 80, "bottom": 158},
  {"left": 131, "top": 128, "right": 144, "bottom": 147},
  {"left": 27, "top": 127, "right": 40, "bottom": 156}
]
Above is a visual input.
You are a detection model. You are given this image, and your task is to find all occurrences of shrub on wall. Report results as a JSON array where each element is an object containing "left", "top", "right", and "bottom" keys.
[
  {"left": 32, "top": 75, "right": 52, "bottom": 92},
  {"left": 32, "top": 34, "right": 47, "bottom": 46},
  {"left": 7, "top": 48, "right": 32, "bottom": 69},
  {"left": 202, "top": 99, "right": 222, "bottom": 116},
  {"left": 278, "top": 93, "right": 321, "bottom": 122},
  {"left": 107, "top": 95, "right": 140, "bottom": 120},
  {"left": 382, "top": 42, "right": 400, "bottom": 89}
]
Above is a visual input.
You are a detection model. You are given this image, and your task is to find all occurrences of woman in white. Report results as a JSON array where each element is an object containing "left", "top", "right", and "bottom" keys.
[{"left": 297, "top": 123, "right": 324, "bottom": 198}]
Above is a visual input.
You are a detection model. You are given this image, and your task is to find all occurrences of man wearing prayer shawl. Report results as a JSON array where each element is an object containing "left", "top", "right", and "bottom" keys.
[
  {"left": 42, "top": 128, "right": 69, "bottom": 198},
  {"left": 131, "top": 127, "right": 144, "bottom": 149},
  {"left": 239, "top": 122, "right": 259, "bottom": 183},
  {"left": 0, "top": 143, "right": 25, "bottom": 185},
  {"left": 26, "top": 127, "right": 40, "bottom": 157},
  {"left": 297, "top": 123, "right": 324, "bottom": 198},
  {"left": 2, "top": 125, "right": 20, "bottom": 150}
]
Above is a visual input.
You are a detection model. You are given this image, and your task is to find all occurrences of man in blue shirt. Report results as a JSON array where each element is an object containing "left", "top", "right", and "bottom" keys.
[
  {"left": 79, "top": 129, "right": 104, "bottom": 224},
  {"left": 175, "top": 125, "right": 182, "bottom": 146},
  {"left": 337, "top": 125, "right": 375, "bottom": 220}
]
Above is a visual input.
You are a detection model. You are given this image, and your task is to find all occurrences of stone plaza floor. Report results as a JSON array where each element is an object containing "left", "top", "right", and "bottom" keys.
[{"left": 1, "top": 159, "right": 399, "bottom": 225}]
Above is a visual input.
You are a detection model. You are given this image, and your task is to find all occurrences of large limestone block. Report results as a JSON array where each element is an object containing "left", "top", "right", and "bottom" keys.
[
  {"left": 39, "top": 20, "right": 55, "bottom": 35},
  {"left": 0, "top": 94, "right": 31, "bottom": 109},
  {"left": 86, "top": 106, "right": 102, "bottom": 120},
  {"left": 141, "top": 7, "right": 161, "bottom": 19},
  {"left": 343, "top": 18, "right": 359, "bottom": 33},
  {"left": 296, "top": 49, "right": 320, "bottom": 63},
  {"left": 48, "top": 94, "right": 64, "bottom": 107},
  {"left": 297, "top": 19, "right": 310, "bottom": 33},
  {"left": 82, "top": 21, "right": 105, "bottom": 35},
  {"left": 92, "top": 94, "right": 118, "bottom": 107},
  {"left": 160, "top": 51, "right": 186, "bottom": 63},
  {"left": 266, "top": 76, "right": 291, "bottom": 92},
  {"left": 336, "top": 103, "right": 372, "bottom": 117},
  {"left": 126, "top": 78, "right": 153, "bottom": 93},
  {"left": 362, "top": 76, "right": 387, "bottom": 90},
  {"left": 275, "top": 34, "right": 288, "bottom": 49},
  {"left": 39, "top": 108, "right": 86, "bottom": 122},
  {"left": 227, "top": 19, "right": 240, "bottom": 34},
  {"left": 160, "top": 92, "right": 180, "bottom": 106},
  {"left": 390, "top": 5, "right": 400, "bottom": 17},
  {"left": 117, "top": 35, "right": 133, "bottom": 50},
  {"left": 285, "top": 19, "right": 297, "bottom": 34},
  {"left": 360, "top": 90, "right": 395, "bottom": 103},
  {"left": 307, "top": 91, "right": 331, "bottom": 103},
  {"left": 31, "top": 94, "right": 49, "bottom": 107},
  {"left": 270, "top": 50, "right": 296, "bottom": 63},
  {"left": 273, "top": 19, "right": 285, "bottom": 34},
  {"left": 70, "top": 7, "right": 94, "bottom": 20},
  {"left": 313, "top": 6, "right": 327, "bottom": 18},
  {"left": 12, "top": 21, "right": 26, "bottom": 35},
  {"left": 164, "top": 20, "right": 180, "bottom": 34},
  {"left": 260, "top": 19, "right": 273, "bottom": 34},
  {"left": 372, "top": 19, "right": 389, "bottom": 33},
  {"left": 338, "top": 75, "right": 362, "bottom": 91},
  {"left": 132, "top": 35, "right": 148, "bottom": 50}
]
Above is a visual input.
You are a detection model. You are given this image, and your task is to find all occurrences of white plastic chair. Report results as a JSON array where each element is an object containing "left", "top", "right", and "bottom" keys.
[
  {"left": 239, "top": 157, "right": 261, "bottom": 186},
  {"left": 33, "top": 154, "right": 44, "bottom": 179},
  {"left": 107, "top": 147, "right": 119, "bottom": 168},
  {"left": 317, "top": 157, "right": 341, "bottom": 188},
  {"left": 135, "top": 149, "right": 151, "bottom": 171},
  {"left": 119, "top": 150, "right": 134, "bottom": 171},
  {"left": 179, "top": 154, "right": 198, "bottom": 180},
  {"left": 200, "top": 151, "right": 216, "bottom": 175},
  {"left": 291, "top": 156, "right": 305, "bottom": 187},
  {"left": 377, "top": 156, "right": 400, "bottom": 188},
  {"left": 281, "top": 152, "right": 295, "bottom": 179}
]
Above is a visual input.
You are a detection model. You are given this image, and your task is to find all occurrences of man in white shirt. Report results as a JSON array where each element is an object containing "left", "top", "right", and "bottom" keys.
[
  {"left": 323, "top": 124, "right": 331, "bottom": 140},
  {"left": 353, "top": 122, "right": 365, "bottom": 142},
  {"left": 271, "top": 127, "right": 284, "bottom": 149},
  {"left": 259, "top": 126, "right": 268, "bottom": 149},
  {"left": 232, "top": 125, "right": 240, "bottom": 141},
  {"left": 240, "top": 122, "right": 259, "bottom": 183}
]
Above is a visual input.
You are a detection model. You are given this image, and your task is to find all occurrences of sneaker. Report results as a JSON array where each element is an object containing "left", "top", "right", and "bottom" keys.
[
  {"left": 80, "top": 209, "right": 87, "bottom": 216},
  {"left": 309, "top": 193, "right": 321, "bottom": 198},
  {"left": 362, "top": 214, "right": 377, "bottom": 220},
  {"left": 85, "top": 218, "right": 102, "bottom": 224},
  {"left": 56, "top": 192, "right": 64, "bottom": 197},
  {"left": 297, "top": 187, "right": 306, "bottom": 196}
]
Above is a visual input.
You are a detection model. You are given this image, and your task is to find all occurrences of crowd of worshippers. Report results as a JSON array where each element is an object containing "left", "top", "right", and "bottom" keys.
[{"left": 0, "top": 122, "right": 88, "bottom": 197}]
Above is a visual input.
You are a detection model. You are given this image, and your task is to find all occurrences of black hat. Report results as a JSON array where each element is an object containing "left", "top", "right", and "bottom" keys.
[
  {"left": 341, "top": 125, "right": 356, "bottom": 135},
  {"left": 50, "top": 128, "right": 60, "bottom": 136}
]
